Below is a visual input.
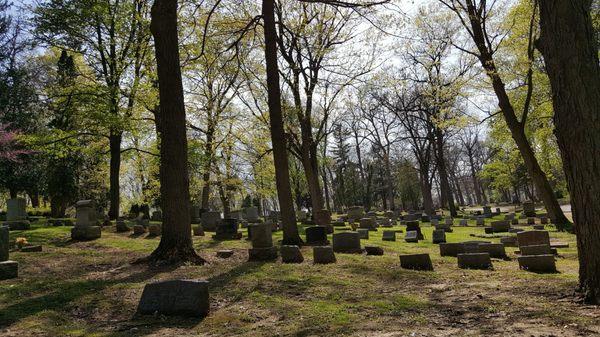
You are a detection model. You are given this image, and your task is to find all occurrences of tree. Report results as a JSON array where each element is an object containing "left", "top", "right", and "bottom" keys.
[
  {"left": 145, "top": 0, "right": 204, "bottom": 264},
  {"left": 537, "top": 0, "right": 600, "bottom": 304}
]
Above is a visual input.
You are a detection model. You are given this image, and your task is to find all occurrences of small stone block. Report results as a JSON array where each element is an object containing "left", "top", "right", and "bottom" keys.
[
  {"left": 133, "top": 225, "right": 146, "bottom": 235},
  {"left": 365, "top": 245, "right": 384, "bottom": 256},
  {"left": 381, "top": 230, "right": 396, "bottom": 241},
  {"left": 137, "top": 279, "right": 209, "bottom": 317},
  {"left": 457, "top": 253, "right": 493, "bottom": 270},
  {"left": 400, "top": 253, "right": 433, "bottom": 271},
  {"left": 432, "top": 229, "right": 446, "bottom": 244},
  {"left": 520, "top": 244, "right": 552, "bottom": 256},
  {"left": 477, "top": 243, "right": 506, "bottom": 258},
  {"left": 280, "top": 245, "right": 303, "bottom": 263},
  {"left": 518, "top": 254, "right": 556, "bottom": 273},
  {"left": 404, "top": 230, "right": 419, "bottom": 243},
  {"left": 71, "top": 226, "right": 101, "bottom": 240},
  {"left": 0, "top": 260, "right": 18, "bottom": 280},
  {"left": 357, "top": 228, "right": 369, "bottom": 240},
  {"left": 313, "top": 246, "right": 336, "bottom": 264},
  {"left": 439, "top": 242, "right": 464, "bottom": 257}
]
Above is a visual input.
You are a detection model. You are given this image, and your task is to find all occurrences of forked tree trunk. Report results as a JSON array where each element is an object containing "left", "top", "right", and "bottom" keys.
[
  {"left": 538, "top": 0, "right": 600, "bottom": 304},
  {"left": 262, "top": 0, "right": 302, "bottom": 245},
  {"left": 108, "top": 132, "right": 121, "bottom": 219},
  {"left": 145, "top": 0, "right": 204, "bottom": 265}
]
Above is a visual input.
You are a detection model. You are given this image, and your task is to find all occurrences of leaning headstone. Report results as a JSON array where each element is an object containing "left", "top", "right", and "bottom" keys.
[
  {"left": 400, "top": 254, "right": 434, "bottom": 271},
  {"left": 357, "top": 228, "right": 369, "bottom": 240},
  {"left": 404, "top": 230, "right": 419, "bottom": 243},
  {"left": 248, "top": 223, "right": 278, "bottom": 261},
  {"left": 365, "top": 245, "right": 384, "bottom": 256},
  {"left": 457, "top": 253, "right": 493, "bottom": 270},
  {"left": 518, "top": 254, "right": 556, "bottom": 272},
  {"left": 0, "top": 226, "right": 17, "bottom": 280},
  {"left": 522, "top": 201, "right": 536, "bottom": 217},
  {"left": 71, "top": 200, "right": 101, "bottom": 240},
  {"left": 212, "top": 218, "right": 242, "bottom": 240},
  {"left": 313, "top": 246, "right": 336, "bottom": 264},
  {"left": 332, "top": 232, "right": 362, "bottom": 253},
  {"left": 432, "top": 229, "right": 446, "bottom": 244},
  {"left": 491, "top": 220, "right": 510, "bottom": 233},
  {"left": 305, "top": 226, "right": 329, "bottom": 245},
  {"left": 137, "top": 280, "right": 209, "bottom": 317},
  {"left": 201, "top": 211, "right": 221, "bottom": 231},
  {"left": 382, "top": 230, "right": 396, "bottom": 242},
  {"left": 517, "top": 230, "right": 550, "bottom": 248},
  {"left": 280, "top": 245, "right": 303, "bottom": 263}
]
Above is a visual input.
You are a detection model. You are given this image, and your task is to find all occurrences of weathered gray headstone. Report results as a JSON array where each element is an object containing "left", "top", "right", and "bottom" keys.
[
  {"left": 357, "top": 228, "right": 369, "bottom": 240},
  {"left": 280, "top": 245, "right": 303, "bottom": 263},
  {"left": 201, "top": 211, "right": 221, "bottom": 231},
  {"left": 332, "top": 232, "right": 362, "bottom": 253},
  {"left": 404, "top": 230, "right": 419, "bottom": 243},
  {"left": 347, "top": 206, "right": 364, "bottom": 223},
  {"left": 71, "top": 200, "right": 101, "bottom": 240},
  {"left": 500, "top": 236, "right": 518, "bottom": 247},
  {"left": 248, "top": 223, "right": 277, "bottom": 261},
  {"left": 400, "top": 253, "right": 433, "bottom": 271},
  {"left": 522, "top": 201, "right": 536, "bottom": 217},
  {"left": 382, "top": 230, "right": 396, "bottom": 242},
  {"left": 137, "top": 280, "right": 209, "bottom": 317},
  {"left": 405, "top": 221, "right": 424, "bottom": 239},
  {"left": 491, "top": 220, "right": 510, "bottom": 233},
  {"left": 520, "top": 244, "right": 553, "bottom": 256},
  {"left": 212, "top": 218, "right": 242, "bottom": 240},
  {"left": 6, "top": 198, "right": 27, "bottom": 221},
  {"left": 477, "top": 243, "right": 507, "bottom": 258},
  {"left": 359, "top": 217, "right": 377, "bottom": 231},
  {"left": 432, "top": 229, "right": 446, "bottom": 244},
  {"left": 517, "top": 230, "right": 550, "bottom": 248},
  {"left": 439, "top": 242, "right": 465, "bottom": 257},
  {"left": 457, "top": 253, "right": 493, "bottom": 270},
  {"left": 305, "top": 226, "right": 329, "bottom": 245},
  {"left": 313, "top": 246, "right": 336, "bottom": 264},
  {"left": 244, "top": 207, "right": 259, "bottom": 222},
  {"left": 365, "top": 245, "right": 384, "bottom": 255}
]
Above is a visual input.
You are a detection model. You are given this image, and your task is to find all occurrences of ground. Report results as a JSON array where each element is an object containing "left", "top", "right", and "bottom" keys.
[{"left": 1, "top": 213, "right": 599, "bottom": 337}]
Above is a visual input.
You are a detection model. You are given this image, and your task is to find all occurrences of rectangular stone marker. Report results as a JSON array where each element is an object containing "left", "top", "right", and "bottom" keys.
[
  {"left": 212, "top": 219, "right": 242, "bottom": 240},
  {"left": 439, "top": 242, "right": 465, "bottom": 257},
  {"left": 400, "top": 254, "right": 433, "bottom": 271},
  {"left": 244, "top": 207, "right": 259, "bottom": 222},
  {"left": 190, "top": 205, "right": 201, "bottom": 224},
  {"left": 405, "top": 221, "right": 424, "bottom": 240},
  {"left": 522, "top": 201, "right": 536, "bottom": 217},
  {"left": 313, "top": 246, "right": 336, "bottom": 264},
  {"left": 517, "top": 230, "right": 550, "bottom": 248},
  {"left": 477, "top": 243, "right": 506, "bottom": 258},
  {"left": 432, "top": 229, "right": 446, "bottom": 244},
  {"left": 404, "top": 230, "right": 419, "bottom": 243},
  {"left": 518, "top": 254, "right": 556, "bottom": 273},
  {"left": 0, "top": 260, "right": 18, "bottom": 280},
  {"left": 332, "top": 232, "right": 362, "bottom": 253},
  {"left": 444, "top": 218, "right": 453, "bottom": 226},
  {"left": 359, "top": 218, "right": 377, "bottom": 231},
  {"left": 520, "top": 244, "right": 553, "bottom": 256},
  {"left": 281, "top": 245, "right": 303, "bottom": 263},
  {"left": 457, "top": 253, "right": 492, "bottom": 270},
  {"left": 71, "top": 200, "right": 101, "bottom": 240},
  {"left": 137, "top": 280, "right": 209, "bottom": 317},
  {"left": 305, "top": 226, "right": 329, "bottom": 245},
  {"left": 382, "top": 230, "right": 396, "bottom": 241},
  {"left": 459, "top": 219, "right": 468, "bottom": 226},
  {"left": 347, "top": 206, "right": 364, "bottom": 222},
  {"left": 6, "top": 198, "right": 27, "bottom": 221},
  {"left": 500, "top": 236, "right": 518, "bottom": 247},
  {"left": 357, "top": 228, "right": 369, "bottom": 240},
  {"left": 476, "top": 218, "right": 485, "bottom": 226},
  {"left": 491, "top": 220, "right": 510, "bottom": 233},
  {"left": 248, "top": 223, "right": 277, "bottom": 261},
  {"left": 201, "top": 211, "right": 221, "bottom": 231}
]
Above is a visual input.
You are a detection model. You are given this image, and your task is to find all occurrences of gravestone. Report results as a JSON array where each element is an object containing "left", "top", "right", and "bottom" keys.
[
  {"left": 193, "top": 224, "right": 205, "bottom": 236},
  {"left": 357, "top": 228, "right": 369, "bottom": 240},
  {"left": 137, "top": 280, "right": 209, "bottom": 317},
  {"left": 431, "top": 219, "right": 439, "bottom": 226},
  {"left": 0, "top": 226, "right": 17, "bottom": 280},
  {"left": 404, "top": 213, "right": 421, "bottom": 222},
  {"left": 244, "top": 207, "right": 259, "bottom": 222},
  {"left": 482, "top": 206, "right": 492, "bottom": 217},
  {"left": 382, "top": 230, "right": 396, "bottom": 241},
  {"left": 405, "top": 221, "right": 424, "bottom": 240},
  {"left": 378, "top": 218, "right": 393, "bottom": 227},
  {"left": 477, "top": 243, "right": 507, "bottom": 258},
  {"left": 201, "top": 211, "right": 221, "bottom": 231},
  {"left": 404, "top": 230, "right": 419, "bottom": 243},
  {"left": 444, "top": 218, "right": 453, "bottom": 226},
  {"left": 248, "top": 223, "right": 278, "bottom": 261},
  {"left": 435, "top": 224, "right": 453, "bottom": 233},
  {"left": 518, "top": 254, "right": 556, "bottom": 272},
  {"left": 491, "top": 220, "right": 510, "bottom": 233},
  {"left": 421, "top": 215, "right": 430, "bottom": 222},
  {"left": 190, "top": 205, "right": 201, "bottom": 224},
  {"left": 540, "top": 217, "right": 549, "bottom": 225},
  {"left": 20, "top": 245, "right": 42, "bottom": 252},
  {"left": 520, "top": 244, "right": 553, "bottom": 256},
  {"left": 212, "top": 218, "right": 242, "bottom": 240},
  {"left": 150, "top": 210, "right": 162, "bottom": 222},
  {"left": 432, "top": 229, "right": 446, "bottom": 244},
  {"left": 216, "top": 250, "right": 233, "bottom": 258},
  {"left": 332, "top": 219, "right": 346, "bottom": 227},
  {"left": 500, "top": 236, "right": 518, "bottom": 247},
  {"left": 313, "top": 246, "right": 336, "bottom": 264},
  {"left": 332, "top": 232, "right": 362, "bottom": 253},
  {"left": 511, "top": 218, "right": 519, "bottom": 226},
  {"left": 5, "top": 198, "right": 30, "bottom": 230},
  {"left": 384, "top": 210, "right": 395, "bottom": 220},
  {"left": 517, "top": 230, "right": 550, "bottom": 248},
  {"left": 458, "top": 253, "right": 493, "bottom": 270},
  {"left": 476, "top": 217, "right": 485, "bottom": 226},
  {"left": 281, "top": 245, "right": 303, "bottom": 263},
  {"left": 365, "top": 245, "right": 384, "bottom": 255},
  {"left": 116, "top": 220, "right": 130, "bottom": 232},
  {"left": 314, "top": 209, "right": 332, "bottom": 226},
  {"left": 347, "top": 206, "right": 364, "bottom": 223},
  {"left": 439, "top": 242, "right": 465, "bottom": 257},
  {"left": 71, "top": 200, "right": 101, "bottom": 240},
  {"left": 359, "top": 218, "right": 377, "bottom": 231},
  {"left": 459, "top": 219, "right": 468, "bottom": 226},
  {"left": 148, "top": 224, "right": 161, "bottom": 236},
  {"left": 305, "top": 226, "right": 329, "bottom": 245},
  {"left": 400, "top": 254, "right": 434, "bottom": 271},
  {"left": 133, "top": 225, "right": 146, "bottom": 235},
  {"left": 504, "top": 213, "right": 515, "bottom": 221},
  {"left": 522, "top": 201, "right": 536, "bottom": 217},
  {"left": 527, "top": 217, "right": 536, "bottom": 225}
]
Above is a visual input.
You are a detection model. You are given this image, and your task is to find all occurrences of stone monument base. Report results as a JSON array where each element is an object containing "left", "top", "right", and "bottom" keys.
[
  {"left": 212, "top": 232, "right": 242, "bottom": 241},
  {"left": 0, "top": 260, "right": 18, "bottom": 280},
  {"left": 248, "top": 246, "right": 278, "bottom": 261},
  {"left": 71, "top": 226, "right": 101, "bottom": 240}
]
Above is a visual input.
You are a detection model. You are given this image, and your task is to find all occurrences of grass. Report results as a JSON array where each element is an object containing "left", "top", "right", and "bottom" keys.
[{"left": 0, "top": 214, "right": 597, "bottom": 336}]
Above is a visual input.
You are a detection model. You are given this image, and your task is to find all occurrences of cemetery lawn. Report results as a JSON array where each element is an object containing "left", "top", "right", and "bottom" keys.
[{"left": 1, "top": 218, "right": 599, "bottom": 337}]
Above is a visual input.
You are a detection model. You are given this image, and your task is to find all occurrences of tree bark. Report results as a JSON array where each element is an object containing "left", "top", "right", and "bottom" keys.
[
  {"left": 420, "top": 172, "right": 434, "bottom": 215},
  {"left": 144, "top": 0, "right": 204, "bottom": 265},
  {"left": 435, "top": 129, "right": 457, "bottom": 217},
  {"left": 262, "top": 0, "right": 302, "bottom": 245},
  {"left": 201, "top": 123, "right": 215, "bottom": 210},
  {"left": 538, "top": 0, "right": 600, "bottom": 304},
  {"left": 108, "top": 132, "right": 121, "bottom": 219}
]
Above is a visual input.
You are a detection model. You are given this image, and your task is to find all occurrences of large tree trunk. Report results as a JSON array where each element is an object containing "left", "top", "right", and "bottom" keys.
[
  {"left": 463, "top": 0, "right": 570, "bottom": 226},
  {"left": 108, "top": 133, "right": 121, "bottom": 219},
  {"left": 145, "top": 0, "right": 204, "bottom": 265},
  {"left": 435, "top": 129, "right": 457, "bottom": 217},
  {"left": 300, "top": 147, "right": 325, "bottom": 213},
  {"left": 467, "top": 150, "right": 483, "bottom": 205},
  {"left": 262, "top": 0, "right": 302, "bottom": 245},
  {"left": 538, "top": 0, "right": 600, "bottom": 304},
  {"left": 420, "top": 173, "right": 434, "bottom": 215}
]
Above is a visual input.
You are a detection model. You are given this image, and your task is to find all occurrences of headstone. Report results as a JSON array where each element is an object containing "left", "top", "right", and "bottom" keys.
[
  {"left": 150, "top": 210, "right": 162, "bottom": 222},
  {"left": 500, "top": 236, "right": 518, "bottom": 247},
  {"left": 378, "top": 218, "right": 393, "bottom": 227},
  {"left": 116, "top": 220, "right": 130, "bottom": 232},
  {"left": 305, "top": 226, "right": 329, "bottom": 245},
  {"left": 359, "top": 217, "right": 377, "bottom": 231},
  {"left": 347, "top": 206, "right": 364, "bottom": 223},
  {"left": 193, "top": 225, "right": 205, "bottom": 236},
  {"left": 332, "top": 232, "right": 362, "bottom": 253},
  {"left": 405, "top": 221, "right": 424, "bottom": 240},
  {"left": 244, "top": 207, "right": 259, "bottom": 222},
  {"left": 477, "top": 243, "right": 507, "bottom": 258},
  {"left": 458, "top": 253, "right": 493, "bottom": 270},
  {"left": 520, "top": 244, "right": 553, "bottom": 256},
  {"left": 400, "top": 254, "right": 433, "bottom": 271},
  {"left": 482, "top": 206, "right": 492, "bottom": 216},
  {"left": 517, "top": 230, "right": 550, "bottom": 248},
  {"left": 365, "top": 245, "right": 384, "bottom": 255},
  {"left": 313, "top": 246, "right": 336, "bottom": 264},
  {"left": 384, "top": 210, "right": 395, "bottom": 220},
  {"left": 357, "top": 228, "right": 369, "bottom": 240},
  {"left": 484, "top": 227, "right": 494, "bottom": 234},
  {"left": 518, "top": 254, "right": 556, "bottom": 272},
  {"left": 281, "top": 245, "right": 303, "bottom": 263},
  {"left": 431, "top": 219, "right": 439, "bottom": 226},
  {"left": 476, "top": 217, "right": 485, "bottom": 226},
  {"left": 216, "top": 250, "right": 234, "bottom": 258},
  {"left": 522, "top": 201, "right": 536, "bottom": 217},
  {"left": 137, "top": 280, "right": 209, "bottom": 317},
  {"left": 421, "top": 215, "right": 430, "bottom": 222},
  {"left": 439, "top": 242, "right": 465, "bottom": 257},
  {"left": 71, "top": 200, "right": 101, "bottom": 240},
  {"left": 491, "top": 220, "right": 510, "bottom": 233},
  {"left": 459, "top": 219, "right": 468, "bottom": 226},
  {"left": 504, "top": 213, "right": 515, "bottom": 221},
  {"left": 527, "top": 217, "right": 536, "bottom": 225},
  {"left": 432, "top": 229, "right": 446, "bottom": 244},
  {"left": 381, "top": 230, "right": 396, "bottom": 242},
  {"left": 404, "top": 230, "right": 419, "bottom": 243},
  {"left": 190, "top": 205, "right": 201, "bottom": 224},
  {"left": 404, "top": 213, "right": 421, "bottom": 222},
  {"left": 0, "top": 226, "right": 17, "bottom": 279},
  {"left": 133, "top": 225, "right": 146, "bottom": 235},
  {"left": 212, "top": 218, "right": 242, "bottom": 240},
  {"left": 533, "top": 224, "right": 545, "bottom": 230},
  {"left": 314, "top": 209, "right": 332, "bottom": 227},
  {"left": 4, "top": 198, "right": 30, "bottom": 230},
  {"left": 248, "top": 223, "right": 278, "bottom": 261},
  {"left": 148, "top": 224, "right": 161, "bottom": 236},
  {"left": 201, "top": 211, "right": 221, "bottom": 231},
  {"left": 332, "top": 219, "right": 346, "bottom": 227}
]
